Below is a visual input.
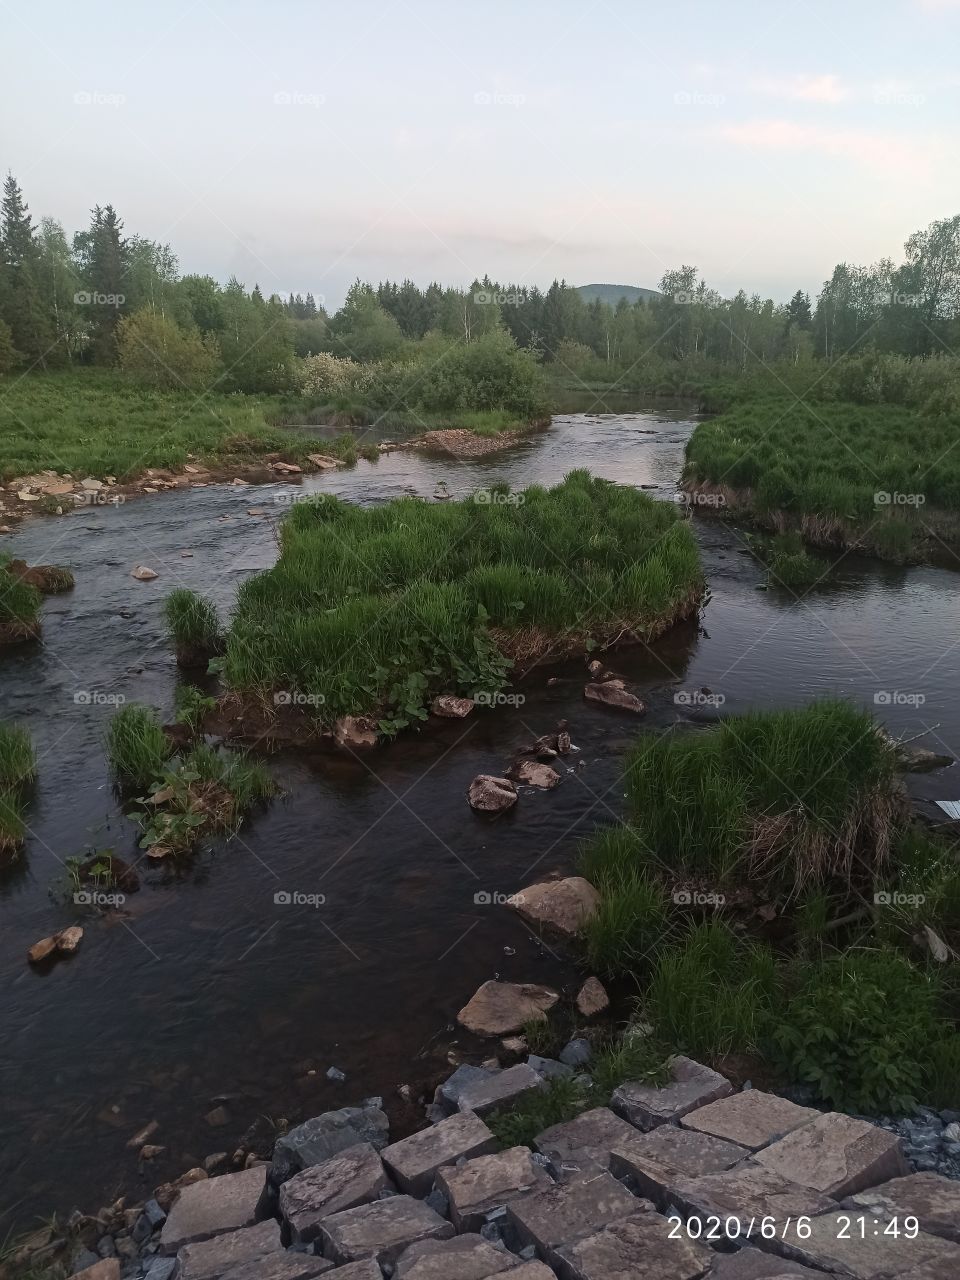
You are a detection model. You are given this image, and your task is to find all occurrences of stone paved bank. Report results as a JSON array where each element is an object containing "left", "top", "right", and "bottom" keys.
[{"left": 56, "top": 1053, "right": 960, "bottom": 1280}]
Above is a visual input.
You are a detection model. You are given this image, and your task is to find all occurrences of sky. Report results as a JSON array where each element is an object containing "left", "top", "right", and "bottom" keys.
[{"left": 2, "top": 0, "right": 959, "bottom": 309}]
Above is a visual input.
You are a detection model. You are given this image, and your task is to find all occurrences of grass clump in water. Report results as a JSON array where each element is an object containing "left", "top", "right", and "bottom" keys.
[
  {"left": 0, "top": 721, "right": 37, "bottom": 859},
  {"left": 163, "top": 589, "right": 224, "bottom": 667},
  {"left": 0, "top": 557, "right": 42, "bottom": 644},
  {"left": 223, "top": 472, "right": 703, "bottom": 731},
  {"left": 107, "top": 704, "right": 172, "bottom": 789},
  {"left": 761, "top": 533, "right": 829, "bottom": 593}
]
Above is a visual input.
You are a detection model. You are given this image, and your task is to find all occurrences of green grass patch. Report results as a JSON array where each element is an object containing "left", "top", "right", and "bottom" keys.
[
  {"left": 0, "top": 556, "right": 42, "bottom": 641},
  {"left": 223, "top": 471, "right": 703, "bottom": 729},
  {"left": 0, "top": 721, "right": 37, "bottom": 859},
  {"left": 163, "top": 589, "right": 224, "bottom": 667},
  {"left": 106, "top": 704, "right": 172, "bottom": 789},
  {"left": 760, "top": 533, "right": 830, "bottom": 592},
  {"left": 684, "top": 398, "right": 960, "bottom": 559}
]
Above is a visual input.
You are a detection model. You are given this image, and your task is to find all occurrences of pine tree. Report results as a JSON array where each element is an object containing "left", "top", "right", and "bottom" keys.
[{"left": 0, "top": 174, "right": 57, "bottom": 366}]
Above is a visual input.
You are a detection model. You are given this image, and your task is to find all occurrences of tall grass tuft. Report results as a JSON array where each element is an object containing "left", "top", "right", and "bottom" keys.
[
  {"left": 163, "top": 589, "right": 224, "bottom": 667},
  {"left": 107, "top": 704, "right": 171, "bottom": 788},
  {"left": 0, "top": 721, "right": 37, "bottom": 858}
]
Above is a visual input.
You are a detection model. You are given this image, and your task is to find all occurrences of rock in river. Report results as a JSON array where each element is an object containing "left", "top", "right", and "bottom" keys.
[
  {"left": 467, "top": 775, "right": 517, "bottom": 813},
  {"left": 583, "top": 682, "right": 646, "bottom": 714},
  {"left": 510, "top": 877, "right": 600, "bottom": 936},
  {"left": 457, "top": 980, "right": 559, "bottom": 1036}
]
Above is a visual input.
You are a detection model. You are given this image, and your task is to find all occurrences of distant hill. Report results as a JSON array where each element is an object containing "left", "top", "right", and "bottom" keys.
[{"left": 576, "top": 282, "right": 660, "bottom": 306}]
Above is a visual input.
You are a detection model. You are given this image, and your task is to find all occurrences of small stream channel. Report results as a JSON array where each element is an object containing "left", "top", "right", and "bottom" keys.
[{"left": 2, "top": 402, "right": 959, "bottom": 1231}]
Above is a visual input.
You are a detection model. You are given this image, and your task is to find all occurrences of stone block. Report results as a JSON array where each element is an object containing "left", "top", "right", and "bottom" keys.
[
  {"left": 436, "top": 1145, "right": 552, "bottom": 1232},
  {"left": 753, "top": 1113, "right": 909, "bottom": 1199},
  {"left": 278, "top": 1143, "right": 392, "bottom": 1244},
  {"left": 219, "top": 1251, "right": 334, "bottom": 1280},
  {"left": 394, "top": 1234, "right": 519, "bottom": 1279},
  {"left": 706, "top": 1249, "right": 827, "bottom": 1277},
  {"left": 506, "top": 1171, "right": 643, "bottom": 1268},
  {"left": 844, "top": 1171, "right": 960, "bottom": 1243},
  {"left": 318, "top": 1195, "right": 454, "bottom": 1267},
  {"left": 554, "top": 1211, "right": 711, "bottom": 1280},
  {"left": 534, "top": 1106, "right": 640, "bottom": 1175},
  {"left": 382, "top": 1111, "right": 498, "bottom": 1196},
  {"left": 609, "top": 1124, "right": 749, "bottom": 1207},
  {"left": 435, "top": 1065, "right": 500, "bottom": 1115},
  {"left": 173, "top": 1220, "right": 281, "bottom": 1280},
  {"left": 160, "top": 1167, "right": 268, "bottom": 1253},
  {"left": 758, "top": 1210, "right": 960, "bottom": 1279},
  {"left": 271, "top": 1106, "right": 389, "bottom": 1184},
  {"left": 611, "top": 1057, "right": 733, "bottom": 1131},
  {"left": 681, "top": 1091, "right": 820, "bottom": 1152},
  {"left": 456, "top": 1064, "right": 545, "bottom": 1117},
  {"left": 669, "top": 1163, "right": 836, "bottom": 1233}
]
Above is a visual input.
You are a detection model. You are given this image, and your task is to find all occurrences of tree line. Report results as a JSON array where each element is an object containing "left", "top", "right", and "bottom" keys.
[{"left": 1, "top": 169, "right": 958, "bottom": 393}]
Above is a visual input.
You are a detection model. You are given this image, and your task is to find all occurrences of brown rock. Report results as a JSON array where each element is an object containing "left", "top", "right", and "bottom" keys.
[
  {"left": 436, "top": 1146, "right": 552, "bottom": 1232},
  {"left": 127, "top": 1120, "right": 159, "bottom": 1149},
  {"left": 280, "top": 1143, "right": 391, "bottom": 1243},
  {"left": 612, "top": 1055, "right": 733, "bottom": 1130},
  {"left": 174, "top": 1219, "right": 281, "bottom": 1280},
  {"left": 467, "top": 775, "right": 517, "bottom": 813},
  {"left": 72, "top": 1261, "right": 121, "bottom": 1280},
  {"left": 681, "top": 1089, "right": 820, "bottom": 1152},
  {"left": 766, "top": 1210, "right": 960, "bottom": 1278},
  {"left": 333, "top": 716, "right": 378, "bottom": 750},
  {"left": 510, "top": 760, "right": 561, "bottom": 790},
  {"left": 506, "top": 1171, "right": 643, "bottom": 1270},
  {"left": 381, "top": 1112, "right": 497, "bottom": 1197},
  {"left": 584, "top": 682, "right": 646, "bottom": 714},
  {"left": 132, "top": 566, "right": 159, "bottom": 581},
  {"left": 159, "top": 1165, "right": 267, "bottom": 1252},
  {"left": 609, "top": 1124, "right": 749, "bottom": 1207},
  {"left": 555, "top": 1211, "right": 710, "bottom": 1280},
  {"left": 57, "top": 926, "right": 84, "bottom": 953},
  {"left": 430, "top": 695, "right": 474, "bottom": 719},
  {"left": 575, "top": 977, "right": 609, "bottom": 1017},
  {"left": 28, "top": 935, "right": 59, "bottom": 964},
  {"left": 753, "top": 1111, "right": 909, "bottom": 1199},
  {"left": 510, "top": 877, "right": 600, "bottom": 936},
  {"left": 844, "top": 1171, "right": 960, "bottom": 1243},
  {"left": 457, "top": 980, "right": 559, "bottom": 1036},
  {"left": 534, "top": 1106, "right": 640, "bottom": 1175}
]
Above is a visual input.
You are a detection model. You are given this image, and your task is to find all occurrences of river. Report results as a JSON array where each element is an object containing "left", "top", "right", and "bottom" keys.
[{"left": 1, "top": 404, "right": 958, "bottom": 1231}]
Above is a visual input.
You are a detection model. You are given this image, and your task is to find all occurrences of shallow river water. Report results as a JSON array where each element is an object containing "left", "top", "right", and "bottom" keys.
[{"left": 2, "top": 405, "right": 959, "bottom": 1231}]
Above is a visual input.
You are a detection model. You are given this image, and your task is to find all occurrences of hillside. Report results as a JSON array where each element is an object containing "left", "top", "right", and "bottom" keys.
[{"left": 576, "top": 282, "right": 660, "bottom": 306}]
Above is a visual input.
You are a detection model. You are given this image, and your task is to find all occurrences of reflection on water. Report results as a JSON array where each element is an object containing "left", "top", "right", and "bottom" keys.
[{"left": 1, "top": 405, "right": 958, "bottom": 1229}]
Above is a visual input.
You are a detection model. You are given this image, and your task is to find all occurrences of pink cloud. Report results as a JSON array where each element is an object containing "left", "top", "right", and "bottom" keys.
[{"left": 717, "top": 118, "right": 936, "bottom": 174}]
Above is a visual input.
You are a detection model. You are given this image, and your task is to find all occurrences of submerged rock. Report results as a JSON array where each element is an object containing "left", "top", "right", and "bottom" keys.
[
  {"left": 467, "top": 775, "right": 517, "bottom": 813},
  {"left": 430, "top": 694, "right": 474, "bottom": 719},
  {"left": 510, "top": 877, "right": 600, "bottom": 936},
  {"left": 509, "top": 761, "right": 561, "bottom": 790},
  {"left": 333, "top": 716, "right": 378, "bottom": 750},
  {"left": 583, "top": 682, "right": 646, "bottom": 714}
]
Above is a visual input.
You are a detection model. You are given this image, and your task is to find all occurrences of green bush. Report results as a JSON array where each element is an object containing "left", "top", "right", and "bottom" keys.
[
  {"left": 107, "top": 704, "right": 171, "bottom": 788},
  {"left": 163, "top": 589, "right": 224, "bottom": 665}
]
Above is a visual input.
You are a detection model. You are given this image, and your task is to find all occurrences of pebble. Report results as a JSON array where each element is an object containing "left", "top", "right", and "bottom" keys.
[{"left": 326, "top": 1066, "right": 346, "bottom": 1083}]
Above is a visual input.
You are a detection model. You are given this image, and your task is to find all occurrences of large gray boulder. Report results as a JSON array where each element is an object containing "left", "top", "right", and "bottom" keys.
[
  {"left": 456, "top": 1064, "right": 545, "bottom": 1117},
  {"left": 271, "top": 1105, "right": 389, "bottom": 1184}
]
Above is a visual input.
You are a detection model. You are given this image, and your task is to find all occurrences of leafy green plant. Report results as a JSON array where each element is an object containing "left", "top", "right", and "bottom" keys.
[{"left": 174, "top": 685, "right": 217, "bottom": 736}]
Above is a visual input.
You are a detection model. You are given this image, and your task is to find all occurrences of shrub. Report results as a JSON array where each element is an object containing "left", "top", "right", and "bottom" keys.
[
  {"left": 163, "top": 589, "right": 224, "bottom": 666},
  {"left": 107, "top": 704, "right": 171, "bottom": 788},
  {"left": 117, "top": 308, "right": 221, "bottom": 391}
]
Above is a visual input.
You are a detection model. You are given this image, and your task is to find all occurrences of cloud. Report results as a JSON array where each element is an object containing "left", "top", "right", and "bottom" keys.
[
  {"left": 716, "top": 118, "right": 936, "bottom": 174},
  {"left": 750, "top": 73, "right": 850, "bottom": 104}
]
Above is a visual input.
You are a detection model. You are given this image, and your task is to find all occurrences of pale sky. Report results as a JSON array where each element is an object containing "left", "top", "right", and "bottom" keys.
[{"left": 3, "top": 0, "right": 959, "bottom": 307}]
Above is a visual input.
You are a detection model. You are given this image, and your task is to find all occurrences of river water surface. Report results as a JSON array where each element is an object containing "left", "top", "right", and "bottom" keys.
[{"left": 2, "top": 406, "right": 959, "bottom": 1230}]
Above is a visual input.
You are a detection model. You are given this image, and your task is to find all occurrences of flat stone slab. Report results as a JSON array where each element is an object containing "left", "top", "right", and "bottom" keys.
[
  {"left": 681, "top": 1091, "right": 820, "bottom": 1152},
  {"left": 535, "top": 1106, "right": 640, "bottom": 1174},
  {"left": 669, "top": 1164, "right": 836, "bottom": 1234},
  {"left": 555, "top": 1210, "right": 711, "bottom": 1280},
  {"left": 278, "top": 1143, "right": 392, "bottom": 1243},
  {"left": 511, "top": 877, "right": 599, "bottom": 936},
  {"left": 435, "top": 1065, "right": 501, "bottom": 1115},
  {"left": 383, "top": 1111, "right": 498, "bottom": 1196},
  {"left": 753, "top": 1113, "right": 909, "bottom": 1200},
  {"left": 219, "top": 1251, "right": 334, "bottom": 1280},
  {"left": 844, "top": 1172, "right": 960, "bottom": 1243},
  {"left": 706, "top": 1249, "right": 825, "bottom": 1277},
  {"left": 457, "top": 1064, "right": 545, "bottom": 1117},
  {"left": 610, "top": 1124, "right": 750, "bottom": 1206},
  {"left": 310, "top": 1264, "right": 380, "bottom": 1280},
  {"left": 506, "top": 1170, "right": 644, "bottom": 1267},
  {"left": 612, "top": 1056, "right": 733, "bottom": 1131},
  {"left": 457, "top": 981, "right": 560, "bottom": 1036},
  {"left": 318, "top": 1195, "right": 454, "bottom": 1267},
  {"left": 758, "top": 1210, "right": 960, "bottom": 1279},
  {"left": 271, "top": 1106, "right": 389, "bottom": 1184},
  {"left": 160, "top": 1166, "right": 267, "bottom": 1252},
  {"left": 436, "top": 1145, "right": 553, "bottom": 1232},
  {"left": 174, "top": 1220, "right": 281, "bottom": 1280},
  {"left": 502, "top": 1267, "right": 556, "bottom": 1280},
  {"left": 394, "top": 1234, "right": 519, "bottom": 1279}
]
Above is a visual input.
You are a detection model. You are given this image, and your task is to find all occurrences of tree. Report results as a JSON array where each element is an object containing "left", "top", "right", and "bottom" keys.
[
  {"left": 0, "top": 174, "right": 57, "bottom": 366},
  {"left": 0, "top": 316, "right": 20, "bottom": 374},
  {"left": 117, "top": 308, "right": 221, "bottom": 390},
  {"left": 786, "top": 290, "right": 812, "bottom": 331},
  {"left": 74, "top": 204, "right": 130, "bottom": 363}
]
